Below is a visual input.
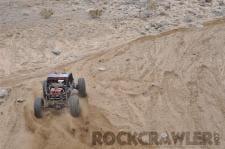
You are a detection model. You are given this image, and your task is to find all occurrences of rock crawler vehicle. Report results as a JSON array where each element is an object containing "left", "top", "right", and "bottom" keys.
[{"left": 34, "top": 73, "right": 87, "bottom": 118}]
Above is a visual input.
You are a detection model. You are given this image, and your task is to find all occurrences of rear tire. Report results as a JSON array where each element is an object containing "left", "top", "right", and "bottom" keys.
[
  {"left": 69, "top": 96, "right": 80, "bottom": 117},
  {"left": 34, "top": 97, "right": 43, "bottom": 118},
  {"left": 78, "top": 78, "right": 87, "bottom": 97}
]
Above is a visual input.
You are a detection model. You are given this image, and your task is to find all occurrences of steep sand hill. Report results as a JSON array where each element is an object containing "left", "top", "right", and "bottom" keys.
[{"left": 0, "top": 19, "right": 225, "bottom": 149}]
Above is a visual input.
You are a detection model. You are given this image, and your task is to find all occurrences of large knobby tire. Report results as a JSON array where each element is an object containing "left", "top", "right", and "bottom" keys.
[
  {"left": 69, "top": 96, "right": 80, "bottom": 117},
  {"left": 34, "top": 97, "right": 43, "bottom": 118},
  {"left": 78, "top": 78, "right": 87, "bottom": 97}
]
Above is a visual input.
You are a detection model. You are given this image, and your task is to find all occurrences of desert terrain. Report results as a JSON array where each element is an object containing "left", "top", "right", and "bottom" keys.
[{"left": 1, "top": 0, "right": 225, "bottom": 149}]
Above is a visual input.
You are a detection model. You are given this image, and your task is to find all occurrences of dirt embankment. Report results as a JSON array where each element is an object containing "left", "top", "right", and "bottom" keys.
[{"left": 0, "top": 19, "right": 225, "bottom": 149}]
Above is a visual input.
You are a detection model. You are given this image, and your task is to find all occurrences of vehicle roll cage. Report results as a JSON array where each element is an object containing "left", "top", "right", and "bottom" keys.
[{"left": 46, "top": 73, "right": 74, "bottom": 87}]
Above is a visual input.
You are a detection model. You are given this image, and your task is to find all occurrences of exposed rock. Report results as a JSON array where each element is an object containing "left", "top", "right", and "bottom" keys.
[
  {"left": 205, "top": 0, "right": 212, "bottom": 2},
  {"left": 151, "top": 22, "right": 163, "bottom": 29},
  {"left": 140, "top": 31, "right": 146, "bottom": 35},
  {"left": 212, "top": 9, "right": 223, "bottom": 16},
  {"left": 52, "top": 48, "right": 61, "bottom": 55},
  {"left": 40, "top": 8, "right": 54, "bottom": 19},
  {"left": 16, "top": 98, "right": 25, "bottom": 103},
  {"left": 0, "top": 88, "right": 9, "bottom": 98},
  {"left": 88, "top": 9, "right": 103, "bottom": 18},
  {"left": 144, "top": 25, "right": 150, "bottom": 31},
  {"left": 219, "top": 1, "right": 225, "bottom": 6},
  {"left": 98, "top": 67, "right": 106, "bottom": 71}
]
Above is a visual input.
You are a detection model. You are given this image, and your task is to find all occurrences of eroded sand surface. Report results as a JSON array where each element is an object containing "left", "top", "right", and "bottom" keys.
[{"left": 1, "top": 0, "right": 225, "bottom": 149}]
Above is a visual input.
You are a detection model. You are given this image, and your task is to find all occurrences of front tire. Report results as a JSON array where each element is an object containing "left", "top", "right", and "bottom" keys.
[
  {"left": 77, "top": 78, "right": 87, "bottom": 97},
  {"left": 34, "top": 97, "right": 43, "bottom": 118},
  {"left": 69, "top": 95, "right": 80, "bottom": 117}
]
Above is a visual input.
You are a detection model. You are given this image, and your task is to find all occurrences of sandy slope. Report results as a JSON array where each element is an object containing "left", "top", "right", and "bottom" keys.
[
  {"left": 0, "top": 18, "right": 225, "bottom": 149},
  {"left": 1, "top": 0, "right": 225, "bottom": 78}
]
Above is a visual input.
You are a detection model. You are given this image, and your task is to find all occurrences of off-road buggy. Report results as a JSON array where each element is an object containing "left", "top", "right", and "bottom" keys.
[{"left": 34, "top": 73, "right": 87, "bottom": 118}]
